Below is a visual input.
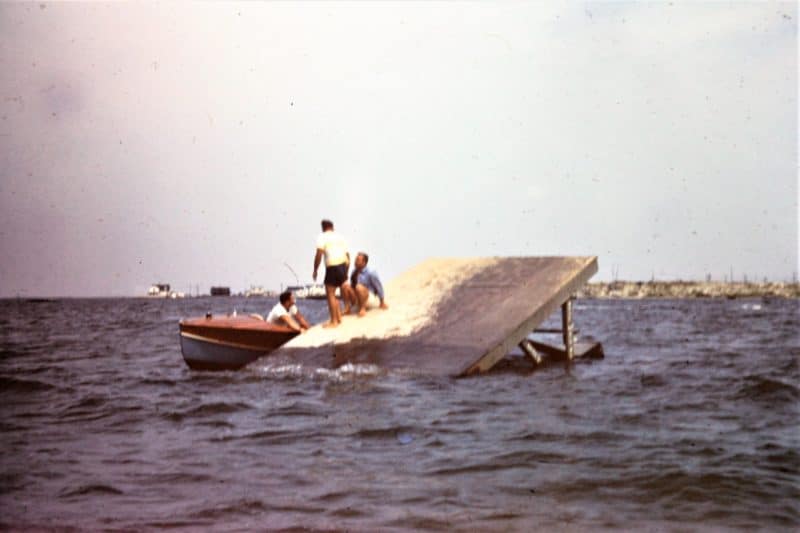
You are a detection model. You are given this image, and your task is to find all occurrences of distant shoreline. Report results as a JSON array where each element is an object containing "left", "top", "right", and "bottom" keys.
[
  {"left": 578, "top": 281, "right": 800, "bottom": 299},
  {"left": 4, "top": 281, "right": 800, "bottom": 300}
]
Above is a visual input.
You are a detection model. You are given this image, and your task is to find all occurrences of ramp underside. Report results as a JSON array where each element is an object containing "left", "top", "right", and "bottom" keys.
[{"left": 270, "top": 256, "right": 598, "bottom": 377}]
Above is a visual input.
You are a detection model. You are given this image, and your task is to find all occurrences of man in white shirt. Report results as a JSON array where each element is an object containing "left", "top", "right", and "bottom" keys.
[
  {"left": 312, "top": 219, "right": 350, "bottom": 328},
  {"left": 267, "top": 290, "right": 310, "bottom": 332}
]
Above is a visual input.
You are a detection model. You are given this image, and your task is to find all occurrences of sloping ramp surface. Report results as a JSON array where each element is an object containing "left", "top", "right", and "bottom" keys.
[{"left": 269, "top": 256, "right": 598, "bottom": 377}]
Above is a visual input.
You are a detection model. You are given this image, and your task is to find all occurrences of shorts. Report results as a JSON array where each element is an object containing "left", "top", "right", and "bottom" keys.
[
  {"left": 324, "top": 263, "right": 348, "bottom": 287},
  {"left": 362, "top": 291, "right": 381, "bottom": 309}
]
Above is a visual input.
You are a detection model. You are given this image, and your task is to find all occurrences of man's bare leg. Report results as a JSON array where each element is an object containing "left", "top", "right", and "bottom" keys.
[
  {"left": 333, "top": 285, "right": 342, "bottom": 323},
  {"left": 323, "top": 284, "right": 340, "bottom": 327},
  {"left": 340, "top": 283, "right": 355, "bottom": 315},
  {"left": 355, "top": 284, "right": 370, "bottom": 317}
]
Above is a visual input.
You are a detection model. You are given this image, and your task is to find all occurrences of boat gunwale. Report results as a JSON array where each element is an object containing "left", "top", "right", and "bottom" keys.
[
  {"left": 179, "top": 330, "right": 287, "bottom": 351},
  {"left": 179, "top": 315, "right": 297, "bottom": 334}
]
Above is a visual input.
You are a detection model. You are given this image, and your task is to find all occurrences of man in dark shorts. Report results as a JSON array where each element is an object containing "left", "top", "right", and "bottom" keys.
[{"left": 312, "top": 219, "right": 350, "bottom": 328}]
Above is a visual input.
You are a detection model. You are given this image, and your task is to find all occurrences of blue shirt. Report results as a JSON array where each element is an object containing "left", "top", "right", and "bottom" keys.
[{"left": 352, "top": 267, "right": 385, "bottom": 300}]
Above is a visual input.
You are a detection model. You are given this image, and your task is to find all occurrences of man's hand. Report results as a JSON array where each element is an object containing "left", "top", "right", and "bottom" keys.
[{"left": 312, "top": 269, "right": 318, "bottom": 282}]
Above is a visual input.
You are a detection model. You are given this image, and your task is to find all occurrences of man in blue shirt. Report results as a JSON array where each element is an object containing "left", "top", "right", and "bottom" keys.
[{"left": 342, "top": 252, "right": 389, "bottom": 317}]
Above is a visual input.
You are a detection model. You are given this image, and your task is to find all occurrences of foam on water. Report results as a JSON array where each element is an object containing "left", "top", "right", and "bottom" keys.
[{"left": 256, "top": 361, "right": 385, "bottom": 381}]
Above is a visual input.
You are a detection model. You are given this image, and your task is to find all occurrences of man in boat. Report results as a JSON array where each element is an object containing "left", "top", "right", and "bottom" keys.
[
  {"left": 341, "top": 251, "right": 389, "bottom": 317},
  {"left": 312, "top": 219, "right": 350, "bottom": 328},
  {"left": 266, "top": 290, "right": 310, "bottom": 332}
]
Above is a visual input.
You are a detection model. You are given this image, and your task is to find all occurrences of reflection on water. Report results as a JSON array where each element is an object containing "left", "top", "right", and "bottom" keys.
[{"left": 1, "top": 297, "right": 798, "bottom": 530}]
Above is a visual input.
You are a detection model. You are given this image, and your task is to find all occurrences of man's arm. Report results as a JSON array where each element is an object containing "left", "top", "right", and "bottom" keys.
[
  {"left": 280, "top": 313, "right": 303, "bottom": 332},
  {"left": 371, "top": 272, "right": 388, "bottom": 308},
  {"left": 313, "top": 249, "right": 324, "bottom": 281},
  {"left": 294, "top": 310, "right": 310, "bottom": 330}
]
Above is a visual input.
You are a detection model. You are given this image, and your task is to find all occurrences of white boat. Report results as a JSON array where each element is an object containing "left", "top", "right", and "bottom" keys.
[
  {"left": 286, "top": 284, "right": 326, "bottom": 300},
  {"left": 285, "top": 285, "right": 304, "bottom": 298},
  {"left": 244, "top": 285, "right": 269, "bottom": 297},
  {"left": 305, "top": 284, "right": 326, "bottom": 299}
]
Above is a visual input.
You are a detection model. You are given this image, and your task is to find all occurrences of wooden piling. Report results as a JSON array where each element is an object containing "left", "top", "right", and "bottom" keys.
[
  {"left": 561, "top": 295, "right": 575, "bottom": 360},
  {"left": 519, "top": 339, "right": 543, "bottom": 365}
]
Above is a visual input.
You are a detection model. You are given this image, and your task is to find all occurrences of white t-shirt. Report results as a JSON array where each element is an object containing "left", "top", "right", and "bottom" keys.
[
  {"left": 267, "top": 302, "right": 298, "bottom": 325},
  {"left": 316, "top": 230, "right": 348, "bottom": 266}
]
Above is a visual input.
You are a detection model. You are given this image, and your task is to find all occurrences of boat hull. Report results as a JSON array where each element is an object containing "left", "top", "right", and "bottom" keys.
[{"left": 179, "top": 315, "right": 298, "bottom": 371}]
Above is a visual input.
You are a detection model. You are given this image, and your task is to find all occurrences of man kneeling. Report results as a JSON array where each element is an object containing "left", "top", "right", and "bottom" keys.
[
  {"left": 267, "top": 290, "right": 310, "bottom": 332},
  {"left": 342, "top": 252, "right": 388, "bottom": 317}
]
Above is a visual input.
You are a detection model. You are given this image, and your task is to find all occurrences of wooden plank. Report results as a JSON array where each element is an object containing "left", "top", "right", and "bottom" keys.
[
  {"left": 518, "top": 339, "right": 543, "bottom": 365},
  {"left": 458, "top": 258, "right": 597, "bottom": 375},
  {"left": 268, "top": 256, "right": 598, "bottom": 377},
  {"left": 528, "top": 340, "right": 605, "bottom": 361},
  {"left": 491, "top": 340, "right": 604, "bottom": 374},
  {"left": 534, "top": 327, "right": 580, "bottom": 334}
]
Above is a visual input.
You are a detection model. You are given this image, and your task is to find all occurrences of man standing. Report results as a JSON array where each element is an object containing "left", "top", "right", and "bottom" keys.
[
  {"left": 312, "top": 219, "right": 349, "bottom": 328},
  {"left": 341, "top": 251, "right": 389, "bottom": 317},
  {"left": 266, "top": 290, "right": 310, "bottom": 332}
]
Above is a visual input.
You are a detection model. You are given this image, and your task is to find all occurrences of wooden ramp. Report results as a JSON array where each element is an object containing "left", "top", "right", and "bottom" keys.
[{"left": 269, "top": 256, "right": 599, "bottom": 377}]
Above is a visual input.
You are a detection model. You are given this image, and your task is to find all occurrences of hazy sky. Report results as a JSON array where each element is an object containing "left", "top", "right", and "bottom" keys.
[{"left": 1, "top": 2, "right": 797, "bottom": 297}]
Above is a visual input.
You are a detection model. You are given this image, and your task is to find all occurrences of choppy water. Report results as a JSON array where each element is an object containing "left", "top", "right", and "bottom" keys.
[{"left": 1, "top": 296, "right": 798, "bottom": 531}]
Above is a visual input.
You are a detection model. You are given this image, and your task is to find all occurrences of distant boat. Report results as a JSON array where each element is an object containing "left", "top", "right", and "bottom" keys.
[
  {"left": 286, "top": 285, "right": 307, "bottom": 298},
  {"left": 305, "top": 284, "right": 326, "bottom": 299},
  {"left": 179, "top": 314, "right": 298, "bottom": 370},
  {"left": 244, "top": 286, "right": 270, "bottom": 297},
  {"left": 147, "top": 283, "right": 185, "bottom": 298},
  {"left": 286, "top": 283, "right": 326, "bottom": 300}
]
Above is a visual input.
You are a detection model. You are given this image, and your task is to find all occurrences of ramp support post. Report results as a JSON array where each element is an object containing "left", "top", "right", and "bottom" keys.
[
  {"left": 561, "top": 295, "right": 575, "bottom": 360},
  {"left": 519, "top": 339, "right": 542, "bottom": 365}
]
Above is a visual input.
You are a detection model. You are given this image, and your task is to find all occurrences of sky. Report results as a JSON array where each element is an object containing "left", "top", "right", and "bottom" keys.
[{"left": 0, "top": 2, "right": 797, "bottom": 297}]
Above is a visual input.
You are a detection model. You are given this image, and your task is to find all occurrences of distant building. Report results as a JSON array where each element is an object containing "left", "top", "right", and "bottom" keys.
[
  {"left": 210, "top": 286, "right": 231, "bottom": 296},
  {"left": 147, "top": 283, "right": 170, "bottom": 296},
  {"left": 147, "top": 283, "right": 185, "bottom": 298}
]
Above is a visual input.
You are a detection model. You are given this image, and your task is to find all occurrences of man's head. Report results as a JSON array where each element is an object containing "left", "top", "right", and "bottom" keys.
[
  {"left": 355, "top": 251, "right": 369, "bottom": 270},
  {"left": 321, "top": 219, "right": 334, "bottom": 232},
  {"left": 279, "top": 290, "right": 294, "bottom": 307}
]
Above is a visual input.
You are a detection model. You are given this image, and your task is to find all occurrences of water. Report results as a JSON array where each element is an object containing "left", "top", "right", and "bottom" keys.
[{"left": 1, "top": 297, "right": 798, "bottom": 531}]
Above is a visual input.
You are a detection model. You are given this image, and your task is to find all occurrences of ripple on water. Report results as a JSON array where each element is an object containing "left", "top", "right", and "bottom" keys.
[
  {"left": 0, "top": 376, "right": 56, "bottom": 393},
  {"left": 734, "top": 375, "right": 799, "bottom": 405},
  {"left": 59, "top": 484, "right": 125, "bottom": 498}
]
